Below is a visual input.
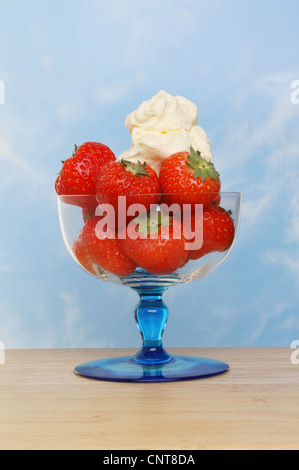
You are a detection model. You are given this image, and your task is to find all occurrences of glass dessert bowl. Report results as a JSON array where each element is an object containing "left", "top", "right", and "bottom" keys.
[{"left": 57, "top": 191, "right": 241, "bottom": 383}]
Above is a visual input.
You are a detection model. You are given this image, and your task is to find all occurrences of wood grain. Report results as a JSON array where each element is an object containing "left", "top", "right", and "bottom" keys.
[{"left": 0, "top": 347, "right": 298, "bottom": 450}]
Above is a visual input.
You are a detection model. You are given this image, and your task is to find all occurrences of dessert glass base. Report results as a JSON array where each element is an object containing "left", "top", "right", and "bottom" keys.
[
  {"left": 74, "top": 355, "right": 229, "bottom": 383},
  {"left": 74, "top": 285, "right": 229, "bottom": 382},
  {"left": 57, "top": 192, "right": 241, "bottom": 383}
]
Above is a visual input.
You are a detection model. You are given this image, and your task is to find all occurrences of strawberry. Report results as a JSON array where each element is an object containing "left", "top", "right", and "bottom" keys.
[
  {"left": 96, "top": 159, "right": 160, "bottom": 226},
  {"left": 120, "top": 210, "right": 188, "bottom": 275},
  {"left": 55, "top": 142, "right": 116, "bottom": 209},
  {"left": 82, "top": 205, "right": 96, "bottom": 223},
  {"left": 159, "top": 147, "right": 221, "bottom": 209},
  {"left": 214, "top": 193, "right": 221, "bottom": 205},
  {"left": 187, "top": 204, "right": 235, "bottom": 260},
  {"left": 73, "top": 216, "right": 137, "bottom": 277}
]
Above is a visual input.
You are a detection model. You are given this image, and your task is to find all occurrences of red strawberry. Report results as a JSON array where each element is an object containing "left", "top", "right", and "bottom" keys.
[
  {"left": 82, "top": 205, "right": 96, "bottom": 223},
  {"left": 73, "top": 216, "right": 137, "bottom": 277},
  {"left": 214, "top": 193, "right": 221, "bottom": 205},
  {"left": 55, "top": 173, "right": 65, "bottom": 194},
  {"left": 55, "top": 142, "right": 116, "bottom": 209},
  {"left": 120, "top": 210, "right": 188, "bottom": 275},
  {"left": 96, "top": 159, "right": 160, "bottom": 226},
  {"left": 188, "top": 204, "right": 235, "bottom": 260},
  {"left": 159, "top": 147, "right": 221, "bottom": 209}
]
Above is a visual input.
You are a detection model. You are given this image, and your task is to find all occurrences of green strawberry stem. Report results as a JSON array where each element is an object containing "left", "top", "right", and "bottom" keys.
[
  {"left": 135, "top": 210, "right": 173, "bottom": 236},
  {"left": 186, "top": 147, "right": 219, "bottom": 182},
  {"left": 60, "top": 144, "right": 78, "bottom": 167},
  {"left": 72, "top": 144, "right": 78, "bottom": 156},
  {"left": 121, "top": 159, "right": 150, "bottom": 177}
]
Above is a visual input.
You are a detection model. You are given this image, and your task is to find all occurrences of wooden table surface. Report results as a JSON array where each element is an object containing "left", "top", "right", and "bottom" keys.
[{"left": 0, "top": 347, "right": 298, "bottom": 450}]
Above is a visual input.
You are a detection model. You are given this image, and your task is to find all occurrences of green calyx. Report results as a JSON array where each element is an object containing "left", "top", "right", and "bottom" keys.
[
  {"left": 58, "top": 144, "right": 78, "bottom": 173},
  {"left": 186, "top": 147, "right": 219, "bottom": 182},
  {"left": 121, "top": 159, "right": 149, "bottom": 177},
  {"left": 213, "top": 201, "right": 233, "bottom": 217},
  {"left": 135, "top": 210, "right": 172, "bottom": 236},
  {"left": 72, "top": 144, "right": 78, "bottom": 157}
]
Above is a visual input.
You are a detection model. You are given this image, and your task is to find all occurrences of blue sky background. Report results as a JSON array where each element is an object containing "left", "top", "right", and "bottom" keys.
[{"left": 0, "top": 0, "right": 299, "bottom": 349}]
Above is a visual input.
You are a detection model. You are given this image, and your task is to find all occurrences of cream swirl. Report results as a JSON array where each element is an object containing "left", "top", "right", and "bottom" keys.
[
  {"left": 125, "top": 90, "right": 198, "bottom": 132},
  {"left": 118, "top": 90, "right": 212, "bottom": 174}
]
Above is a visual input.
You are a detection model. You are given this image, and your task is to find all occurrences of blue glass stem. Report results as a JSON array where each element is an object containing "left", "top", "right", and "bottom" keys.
[{"left": 132, "top": 288, "right": 173, "bottom": 365}]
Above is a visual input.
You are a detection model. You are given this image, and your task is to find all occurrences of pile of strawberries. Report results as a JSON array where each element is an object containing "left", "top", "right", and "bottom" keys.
[{"left": 55, "top": 142, "right": 235, "bottom": 276}]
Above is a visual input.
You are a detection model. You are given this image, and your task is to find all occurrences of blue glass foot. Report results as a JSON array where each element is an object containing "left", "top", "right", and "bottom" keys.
[
  {"left": 74, "top": 355, "right": 229, "bottom": 382},
  {"left": 74, "top": 287, "right": 229, "bottom": 382}
]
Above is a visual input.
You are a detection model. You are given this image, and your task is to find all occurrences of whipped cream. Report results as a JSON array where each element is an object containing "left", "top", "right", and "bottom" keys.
[{"left": 118, "top": 90, "right": 212, "bottom": 174}]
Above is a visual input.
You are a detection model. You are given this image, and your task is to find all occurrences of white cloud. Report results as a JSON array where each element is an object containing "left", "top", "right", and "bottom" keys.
[
  {"left": 94, "top": 72, "right": 146, "bottom": 105},
  {"left": 59, "top": 292, "right": 82, "bottom": 347},
  {"left": 0, "top": 303, "right": 29, "bottom": 348},
  {"left": 39, "top": 54, "right": 59, "bottom": 71},
  {"left": 117, "top": 1, "right": 196, "bottom": 70},
  {"left": 216, "top": 67, "right": 299, "bottom": 244},
  {"left": 0, "top": 136, "right": 37, "bottom": 176},
  {"left": 0, "top": 134, "right": 50, "bottom": 202},
  {"left": 263, "top": 249, "right": 299, "bottom": 285},
  {"left": 218, "top": 68, "right": 299, "bottom": 170},
  {"left": 245, "top": 301, "right": 293, "bottom": 345},
  {"left": 280, "top": 314, "right": 299, "bottom": 332},
  {"left": 284, "top": 194, "right": 299, "bottom": 244},
  {"left": 56, "top": 100, "right": 86, "bottom": 122},
  {"left": 94, "top": 83, "right": 130, "bottom": 104},
  {"left": 0, "top": 252, "right": 17, "bottom": 273},
  {"left": 240, "top": 193, "right": 272, "bottom": 229}
]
